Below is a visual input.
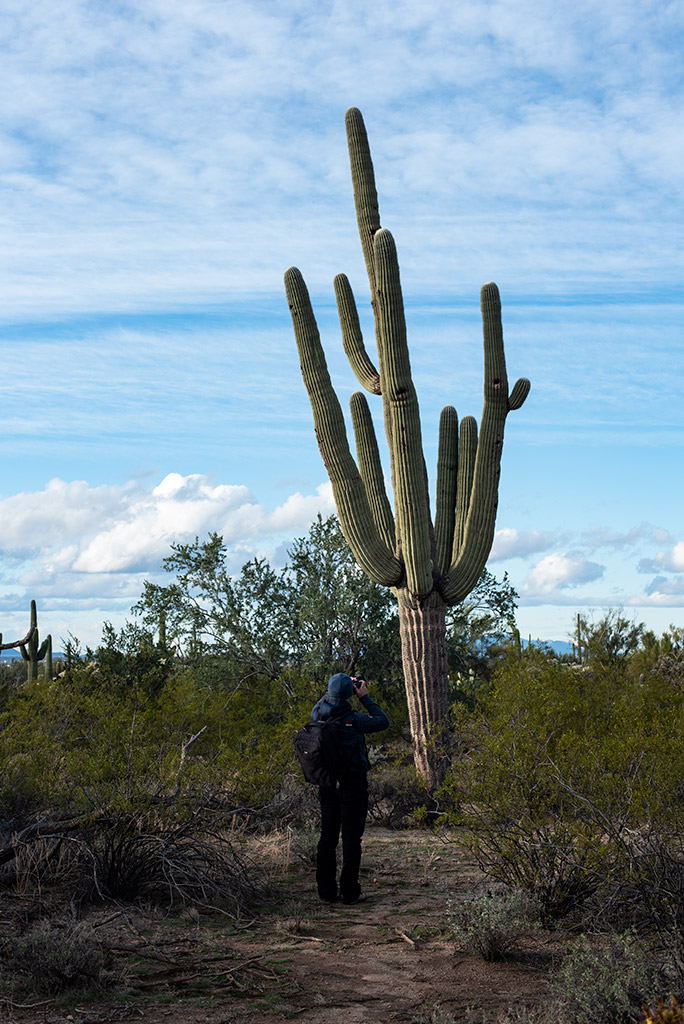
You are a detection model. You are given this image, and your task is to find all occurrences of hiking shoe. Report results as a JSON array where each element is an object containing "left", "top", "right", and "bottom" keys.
[{"left": 340, "top": 892, "right": 368, "bottom": 905}]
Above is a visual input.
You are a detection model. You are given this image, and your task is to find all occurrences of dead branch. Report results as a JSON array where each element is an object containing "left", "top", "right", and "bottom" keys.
[
  {"left": 0, "top": 624, "right": 36, "bottom": 651},
  {"left": 0, "top": 811, "right": 103, "bottom": 868},
  {"left": 0, "top": 996, "right": 54, "bottom": 1009}
]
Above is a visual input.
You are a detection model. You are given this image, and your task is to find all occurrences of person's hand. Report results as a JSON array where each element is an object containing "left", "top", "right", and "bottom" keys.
[{"left": 352, "top": 677, "right": 368, "bottom": 698}]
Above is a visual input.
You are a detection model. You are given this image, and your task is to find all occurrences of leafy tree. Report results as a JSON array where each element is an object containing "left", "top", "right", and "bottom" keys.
[
  {"left": 133, "top": 515, "right": 515, "bottom": 709},
  {"left": 134, "top": 516, "right": 402, "bottom": 691},
  {"left": 578, "top": 610, "right": 644, "bottom": 665},
  {"left": 284, "top": 515, "right": 400, "bottom": 686},
  {"left": 446, "top": 568, "right": 518, "bottom": 678}
]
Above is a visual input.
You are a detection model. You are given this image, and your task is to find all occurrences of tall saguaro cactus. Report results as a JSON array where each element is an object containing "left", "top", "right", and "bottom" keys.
[
  {"left": 19, "top": 600, "right": 52, "bottom": 682},
  {"left": 285, "top": 109, "right": 530, "bottom": 785}
]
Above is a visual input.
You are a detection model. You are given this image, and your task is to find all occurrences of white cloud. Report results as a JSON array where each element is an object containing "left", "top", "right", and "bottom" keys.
[
  {"left": 490, "top": 527, "right": 555, "bottom": 561},
  {"left": 522, "top": 553, "right": 605, "bottom": 597},
  {"left": 630, "top": 575, "right": 684, "bottom": 606},
  {"left": 1, "top": 0, "right": 684, "bottom": 317},
  {"left": 582, "top": 523, "right": 671, "bottom": 552},
  {"left": 0, "top": 472, "right": 335, "bottom": 601},
  {"left": 637, "top": 540, "right": 684, "bottom": 574}
]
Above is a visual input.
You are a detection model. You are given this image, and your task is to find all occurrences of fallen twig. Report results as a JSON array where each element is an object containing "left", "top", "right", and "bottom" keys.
[{"left": 0, "top": 996, "right": 54, "bottom": 1009}]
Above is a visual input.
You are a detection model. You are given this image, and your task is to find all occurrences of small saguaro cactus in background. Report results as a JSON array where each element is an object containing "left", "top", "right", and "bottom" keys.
[
  {"left": 19, "top": 600, "right": 52, "bottom": 682},
  {"left": 285, "top": 108, "right": 529, "bottom": 785}
]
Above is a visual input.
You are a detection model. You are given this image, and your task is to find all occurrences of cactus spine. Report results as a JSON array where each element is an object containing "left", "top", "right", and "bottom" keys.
[
  {"left": 19, "top": 600, "right": 52, "bottom": 682},
  {"left": 285, "top": 108, "right": 530, "bottom": 785}
]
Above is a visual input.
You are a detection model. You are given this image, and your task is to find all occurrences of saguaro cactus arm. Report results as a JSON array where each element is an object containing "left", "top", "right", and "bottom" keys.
[
  {"left": 435, "top": 405, "right": 458, "bottom": 576},
  {"left": 285, "top": 266, "right": 403, "bottom": 588},
  {"left": 373, "top": 227, "right": 433, "bottom": 597},
  {"left": 346, "top": 107, "right": 381, "bottom": 295},
  {"left": 453, "top": 415, "right": 478, "bottom": 563},
  {"left": 349, "top": 391, "right": 396, "bottom": 552},
  {"left": 442, "top": 283, "right": 530, "bottom": 603},
  {"left": 19, "top": 600, "right": 50, "bottom": 681},
  {"left": 334, "top": 275, "right": 381, "bottom": 395}
]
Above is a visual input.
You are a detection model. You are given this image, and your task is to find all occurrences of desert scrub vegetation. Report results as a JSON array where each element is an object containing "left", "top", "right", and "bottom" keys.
[
  {"left": 0, "top": 520, "right": 681, "bottom": 1017},
  {"left": 2, "top": 919, "right": 120, "bottom": 996},
  {"left": 446, "top": 887, "right": 540, "bottom": 960},
  {"left": 550, "top": 930, "right": 661, "bottom": 1024}
]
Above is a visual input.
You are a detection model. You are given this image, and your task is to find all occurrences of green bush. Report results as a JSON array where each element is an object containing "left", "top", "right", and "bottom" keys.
[
  {"left": 437, "top": 645, "right": 683, "bottom": 927},
  {"left": 446, "top": 887, "right": 540, "bottom": 961},
  {"left": 551, "top": 930, "right": 660, "bottom": 1024}
]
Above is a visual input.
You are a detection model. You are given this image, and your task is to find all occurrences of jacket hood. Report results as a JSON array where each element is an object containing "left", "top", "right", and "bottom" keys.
[{"left": 312, "top": 695, "right": 351, "bottom": 720}]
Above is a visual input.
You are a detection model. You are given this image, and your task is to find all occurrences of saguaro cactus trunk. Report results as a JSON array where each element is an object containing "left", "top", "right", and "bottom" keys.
[
  {"left": 19, "top": 600, "right": 51, "bottom": 683},
  {"left": 285, "top": 109, "right": 530, "bottom": 786}
]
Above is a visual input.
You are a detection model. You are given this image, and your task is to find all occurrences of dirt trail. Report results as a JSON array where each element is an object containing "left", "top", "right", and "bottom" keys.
[{"left": 2, "top": 828, "right": 558, "bottom": 1024}]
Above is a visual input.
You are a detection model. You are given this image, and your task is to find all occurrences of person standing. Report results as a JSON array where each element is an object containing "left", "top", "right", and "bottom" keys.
[{"left": 311, "top": 672, "right": 390, "bottom": 904}]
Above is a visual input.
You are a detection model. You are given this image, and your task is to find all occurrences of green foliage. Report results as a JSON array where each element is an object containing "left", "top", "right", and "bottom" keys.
[
  {"left": 447, "top": 643, "right": 683, "bottom": 828},
  {"left": 446, "top": 887, "right": 540, "bottom": 961},
  {"left": 552, "top": 931, "right": 659, "bottom": 1024},
  {"left": 578, "top": 609, "right": 645, "bottom": 665},
  {"left": 134, "top": 515, "right": 402, "bottom": 691},
  {"left": 0, "top": 667, "right": 215, "bottom": 814},
  {"left": 436, "top": 637, "right": 684, "bottom": 927},
  {"left": 95, "top": 620, "right": 172, "bottom": 696}
]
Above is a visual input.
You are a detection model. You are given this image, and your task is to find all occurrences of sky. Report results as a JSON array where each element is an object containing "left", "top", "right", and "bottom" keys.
[{"left": 1, "top": 0, "right": 683, "bottom": 649}]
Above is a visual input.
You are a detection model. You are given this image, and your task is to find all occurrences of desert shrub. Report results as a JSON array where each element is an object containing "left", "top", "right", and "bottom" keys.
[
  {"left": 552, "top": 930, "right": 660, "bottom": 1024},
  {"left": 0, "top": 669, "right": 228, "bottom": 815},
  {"left": 438, "top": 644, "right": 683, "bottom": 928},
  {"left": 76, "top": 811, "right": 260, "bottom": 916},
  {"left": 367, "top": 754, "right": 432, "bottom": 828},
  {"left": 289, "top": 821, "right": 319, "bottom": 866},
  {"left": 2, "top": 919, "right": 117, "bottom": 995},
  {"left": 446, "top": 887, "right": 540, "bottom": 961},
  {"left": 445, "top": 645, "right": 683, "bottom": 827},
  {"left": 585, "top": 825, "right": 684, "bottom": 987},
  {"left": 463, "top": 813, "right": 607, "bottom": 926}
]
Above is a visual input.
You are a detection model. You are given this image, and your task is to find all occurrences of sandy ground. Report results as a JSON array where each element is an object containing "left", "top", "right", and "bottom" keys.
[{"left": 0, "top": 827, "right": 562, "bottom": 1024}]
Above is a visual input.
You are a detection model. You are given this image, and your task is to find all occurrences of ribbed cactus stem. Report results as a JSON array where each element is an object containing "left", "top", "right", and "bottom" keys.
[
  {"left": 350, "top": 392, "right": 396, "bottom": 552},
  {"left": 286, "top": 267, "right": 402, "bottom": 588},
  {"left": 399, "top": 591, "right": 449, "bottom": 781},
  {"left": 45, "top": 635, "right": 53, "bottom": 680},
  {"left": 334, "top": 275, "right": 381, "bottom": 395},
  {"left": 435, "top": 405, "right": 458, "bottom": 576},
  {"left": 19, "top": 600, "right": 50, "bottom": 683},
  {"left": 374, "top": 227, "right": 432, "bottom": 597},
  {"left": 285, "top": 108, "right": 529, "bottom": 785},
  {"left": 443, "top": 283, "right": 530, "bottom": 603},
  {"left": 345, "top": 107, "right": 381, "bottom": 296},
  {"left": 453, "top": 415, "right": 478, "bottom": 562}
]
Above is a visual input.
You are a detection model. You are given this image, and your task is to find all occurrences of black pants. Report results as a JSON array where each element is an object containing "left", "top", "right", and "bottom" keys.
[{"left": 316, "top": 773, "right": 368, "bottom": 903}]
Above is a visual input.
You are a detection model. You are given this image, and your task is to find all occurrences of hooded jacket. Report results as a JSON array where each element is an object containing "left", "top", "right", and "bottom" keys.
[{"left": 311, "top": 692, "right": 390, "bottom": 776}]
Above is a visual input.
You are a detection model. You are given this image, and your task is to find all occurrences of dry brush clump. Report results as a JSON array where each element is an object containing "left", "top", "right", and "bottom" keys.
[
  {"left": 0, "top": 810, "right": 262, "bottom": 922},
  {"left": 2, "top": 919, "right": 121, "bottom": 996},
  {"left": 75, "top": 811, "right": 261, "bottom": 918},
  {"left": 446, "top": 887, "right": 540, "bottom": 961}
]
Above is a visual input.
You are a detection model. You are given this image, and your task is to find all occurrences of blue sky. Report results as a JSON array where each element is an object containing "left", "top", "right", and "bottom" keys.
[{"left": 1, "top": 0, "right": 683, "bottom": 647}]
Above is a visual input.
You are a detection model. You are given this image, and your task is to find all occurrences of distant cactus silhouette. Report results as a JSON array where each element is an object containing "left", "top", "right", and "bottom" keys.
[
  {"left": 285, "top": 108, "right": 529, "bottom": 784},
  {"left": 19, "top": 600, "right": 52, "bottom": 682}
]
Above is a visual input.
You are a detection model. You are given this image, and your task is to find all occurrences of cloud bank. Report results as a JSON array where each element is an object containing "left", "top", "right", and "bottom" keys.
[{"left": 0, "top": 473, "right": 335, "bottom": 643}]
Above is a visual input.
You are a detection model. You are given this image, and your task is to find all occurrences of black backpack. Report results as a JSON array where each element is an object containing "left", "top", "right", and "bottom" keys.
[{"left": 293, "top": 717, "right": 348, "bottom": 787}]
